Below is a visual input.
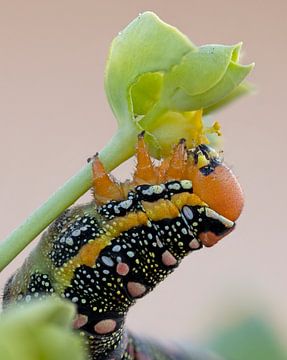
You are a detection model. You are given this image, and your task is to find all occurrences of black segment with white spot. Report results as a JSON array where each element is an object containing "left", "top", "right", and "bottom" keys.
[
  {"left": 135, "top": 181, "right": 193, "bottom": 202},
  {"left": 165, "top": 180, "right": 193, "bottom": 197},
  {"left": 98, "top": 192, "right": 139, "bottom": 220},
  {"left": 49, "top": 215, "right": 101, "bottom": 267},
  {"left": 16, "top": 272, "right": 55, "bottom": 303},
  {"left": 135, "top": 184, "right": 166, "bottom": 202},
  {"left": 154, "top": 216, "right": 201, "bottom": 259}
]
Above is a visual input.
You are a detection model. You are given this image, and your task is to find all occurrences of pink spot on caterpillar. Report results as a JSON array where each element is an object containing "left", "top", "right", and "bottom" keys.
[
  {"left": 94, "top": 319, "right": 116, "bottom": 334},
  {"left": 127, "top": 282, "right": 146, "bottom": 298},
  {"left": 189, "top": 239, "right": 201, "bottom": 249},
  {"left": 116, "top": 262, "right": 129, "bottom": 276},
  {"left": 72, "top": 314, "right": 88, "bottom": 329},
  {"left": 161, "top": 250, "right": 177, "bottom": 266}
]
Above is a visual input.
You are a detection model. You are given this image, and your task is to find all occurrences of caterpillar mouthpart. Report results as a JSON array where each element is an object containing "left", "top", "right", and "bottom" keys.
[{"left": 199, "top": 225, "right": 235, "bottom": 247}]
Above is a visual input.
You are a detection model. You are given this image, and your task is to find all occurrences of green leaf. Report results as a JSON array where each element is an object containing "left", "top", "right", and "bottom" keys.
[
  {"left": 165, "top": 44, "right": 238, "bottom": 98},
  {"left": 162, "top": 43, "right": 254, "bottom": 111},
  {"left": 105, "top": 11, "right": 254, "bottom": 157},
  {"left": 105, "top": 11, "right": 196, "bottom": 126},
  {"left": 0, "top": 299, "right": 87, "bottom": 360},
  {"left": 130, "top": 71, "right": 164, "bottom": 116},
  {"left": 208, "top": 317, "right": 287, "bottom": 360}
]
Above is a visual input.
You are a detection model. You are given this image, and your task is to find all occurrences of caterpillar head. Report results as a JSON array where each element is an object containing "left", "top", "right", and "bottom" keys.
[
  {"left": 92, "top": 133, "right": 243, "bottom": 248},
  {"left": 183, "top": 143, "right": 243, "bottom": 246}
]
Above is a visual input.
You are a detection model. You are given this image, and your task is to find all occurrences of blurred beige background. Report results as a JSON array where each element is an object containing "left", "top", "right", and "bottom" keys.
[{"left": 0, "top": 0, "right": 286, "bottom": 349}]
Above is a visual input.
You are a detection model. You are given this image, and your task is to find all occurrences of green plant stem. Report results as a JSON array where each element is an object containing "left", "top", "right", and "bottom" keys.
[{"left": 0, "top": 127, "right": 137, "bottom": 272}]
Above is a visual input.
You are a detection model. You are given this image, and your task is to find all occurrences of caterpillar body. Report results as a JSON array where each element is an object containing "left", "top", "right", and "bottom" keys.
[{"left": 3, "top": 134, "right": 244, "bottom": 360}]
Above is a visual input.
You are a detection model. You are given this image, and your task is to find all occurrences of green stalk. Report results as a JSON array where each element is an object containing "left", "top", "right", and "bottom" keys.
[{"left": 0, "top": 127, "right": 137, "bottom": 272}]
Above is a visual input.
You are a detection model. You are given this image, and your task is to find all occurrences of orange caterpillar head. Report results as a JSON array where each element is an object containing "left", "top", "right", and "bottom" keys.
[
  {"left": 92, "top": 133, "right": 244, "bottom": 247},
  {"left": 185, "top": 144, "right": 244, "bottom": 222}
]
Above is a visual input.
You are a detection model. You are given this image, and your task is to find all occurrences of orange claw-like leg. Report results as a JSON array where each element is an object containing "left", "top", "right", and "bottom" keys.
[
  {"left": 133, "top": 133, "right": 157, "bottom": 185},
  {"left": 92, "top": 156, "right": 124, "bottom": 205},
  {"left": 165, "top": 139, "right": 187, "bottom": 180}
]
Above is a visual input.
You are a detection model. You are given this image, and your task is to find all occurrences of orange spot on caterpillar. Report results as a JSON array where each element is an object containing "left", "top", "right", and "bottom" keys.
[
  {"left": 79, "top": 238, "right": 109, "bottom": 267},
  {"left": 141, "top": 199, "right": 179, "bottom": 221},
  {"left": 171, "top": 193, "right": 206, "bottom": 210}
]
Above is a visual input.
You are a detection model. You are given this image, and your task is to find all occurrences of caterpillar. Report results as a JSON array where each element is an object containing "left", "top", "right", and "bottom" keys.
[{"left": 2, "top": 133, "right": 244, "bottom": 360}]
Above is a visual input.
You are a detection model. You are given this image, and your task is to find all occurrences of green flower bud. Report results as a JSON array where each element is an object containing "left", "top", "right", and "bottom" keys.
[{"left": 103, "top": 11, "right": 254, "bottom": 161}]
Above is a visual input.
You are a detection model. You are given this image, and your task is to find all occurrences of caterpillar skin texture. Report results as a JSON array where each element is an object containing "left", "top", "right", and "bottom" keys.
[{"left": 3, "top": 136, "right": 244, "bottom": 360}]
